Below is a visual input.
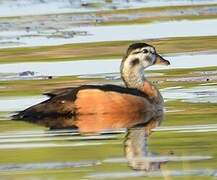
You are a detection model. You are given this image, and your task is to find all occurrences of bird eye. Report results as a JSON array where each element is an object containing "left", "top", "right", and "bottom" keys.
[{"left": 143, "top": 49, "right": 149, "bottom": 53}]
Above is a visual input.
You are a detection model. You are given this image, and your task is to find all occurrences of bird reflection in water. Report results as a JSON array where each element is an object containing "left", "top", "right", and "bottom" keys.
[
  {"left": 16, "top": 110, "right": 164, "bottom": 172},
  {"left": 125, "top": 118, "right": 162, "bottom": 171}
]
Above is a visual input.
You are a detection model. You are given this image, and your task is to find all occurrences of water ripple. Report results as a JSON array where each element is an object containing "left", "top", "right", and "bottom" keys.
[
  {"left": 0, "top": 161, "right": 100, "bottom": 171},
  {"left": 88, "top": 169, "right": 217, "bottom": 179}
]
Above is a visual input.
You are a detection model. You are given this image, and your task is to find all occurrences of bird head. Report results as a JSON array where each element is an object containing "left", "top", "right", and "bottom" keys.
[{"left": 125, "top": 43, "right": 170, "bottom": 68}]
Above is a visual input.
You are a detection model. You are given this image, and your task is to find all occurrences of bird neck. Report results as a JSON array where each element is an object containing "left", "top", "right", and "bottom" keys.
[{"left": 120, "top": 59, "right": 158, "bottom": 99}]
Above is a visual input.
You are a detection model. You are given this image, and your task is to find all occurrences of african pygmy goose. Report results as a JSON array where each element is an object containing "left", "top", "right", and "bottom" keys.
[{"left": 15, "top": 43, "right": 170, "bottom": 121}]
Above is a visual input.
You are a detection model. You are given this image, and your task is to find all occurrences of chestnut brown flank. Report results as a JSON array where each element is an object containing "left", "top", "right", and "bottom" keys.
[{"left": 75, "top": 89, "right": 153, "bottom": 115}]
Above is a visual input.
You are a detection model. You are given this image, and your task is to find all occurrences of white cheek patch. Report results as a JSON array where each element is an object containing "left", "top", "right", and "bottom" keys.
[{"left": 143, "top": 60, "right": 150, "bottom": 67}]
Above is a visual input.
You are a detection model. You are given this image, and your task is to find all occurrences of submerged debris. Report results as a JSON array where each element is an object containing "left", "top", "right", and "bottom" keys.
[
  {"left": 19, "top": 71, "right": 35, "bottom": 76},
  {"left": 166, "top": 76, "right": 217, "bottom": 82}
]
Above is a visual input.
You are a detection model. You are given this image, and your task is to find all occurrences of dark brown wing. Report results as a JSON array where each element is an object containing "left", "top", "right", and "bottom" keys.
[
  {"left": 14, "top": 89, "right": 76, "bottom": 122},
  {"left": 43, "top": 87, "right": 76, "bottom": 98}
]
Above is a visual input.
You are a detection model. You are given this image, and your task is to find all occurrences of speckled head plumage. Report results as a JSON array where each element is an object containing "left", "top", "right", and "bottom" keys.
[
  {"left": 126, "top": 43, "right": 152, "bottom": 56},
  {"left": 122, "top": 42, "right": 170, "bottom": 68}
]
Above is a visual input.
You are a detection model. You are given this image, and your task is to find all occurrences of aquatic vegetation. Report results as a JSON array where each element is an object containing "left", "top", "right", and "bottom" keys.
[{"left": 0, "top": 36, "right": 217, "bottom": 63}]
